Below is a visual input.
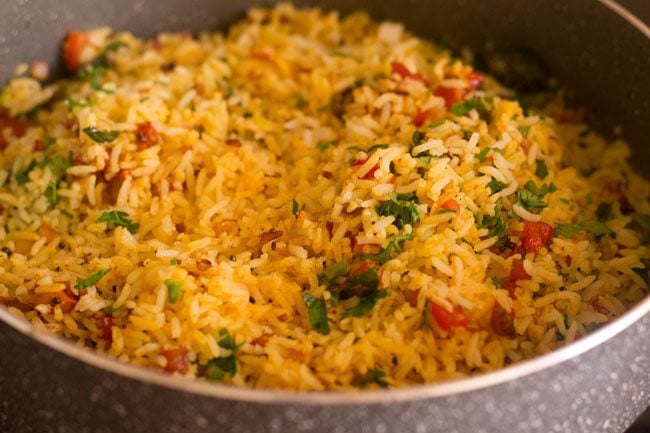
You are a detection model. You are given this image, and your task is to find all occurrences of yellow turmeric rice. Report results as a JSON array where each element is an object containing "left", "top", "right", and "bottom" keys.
[{"left": 0, "top": 4, "right": 648, "bottom": 390}]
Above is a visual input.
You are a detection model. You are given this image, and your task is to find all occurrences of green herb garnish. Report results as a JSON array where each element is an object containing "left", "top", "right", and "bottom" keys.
[
  {"left": 355, "top": 369, "right": 389, "bottom": 389},
  {"left": 515, "top": 180, "right": 556, "bottom": 213},
  {"left": 629, "top": 214, "right": 650, "bottom": 243},
  {"left": 358, "top": 233, "right": 414, "bottom": 265},
  {"left": 204, "top": 329, "right": 239, "bottom": 381},
  {"left": 535, "top": 159, "right": 548, "bottom": 180},
  {"left": 555, "top": 220, "right": 614, "bottom": 240},
  {"left": 595, "top": 203, "right": 613, "bottom": 222},
  {"left": 44, "top": 181, "right": 59, "bottom": 207},
  {"left": 165, "top": 279, "right": 182, "bottom": 304},
  {"left": 303, "top": 293, "right": 330, "bottom": 335},
  {"left": 292, "top": 199, "right": 299, "bottom": 217},
  {"left": 450, "top": 97, "right": 493, "bottom": 120},
  {"left": 317, "top": 140, "right": 336, "bottom": 152},
  {"left": 60, "top": 209, "right": 74, "bottom": 219},
  {"left": 517, "top": 125, "right": 531, "bottom": 137},
  {"left": 318, "top": 261, "right": 348, "bottom": 286},
  {"left": 376, "top": 193, "right": 420, "bottom": 229},
  {"left": 83, "top": 126, "right": 119, "bottom": 143},
  {"left": 487, "top": 177, "right": 506, "bottom": 194},
  {"left": 341, "top": 289, "right": 388, "bottom": 319},
  {"left": 75, "top": 268, "right": 110, "bottom": 290},
  {"left": 478, "top": 204, "right": 508, "bottom": 247},
  {"left": 15, "top": 160, "right": 36, "bottom": 185},
  {"left": 97, "top": 210, "right": 139, "bottom": 233},
  {"left": 348, "top": 267, "right": 379, "bottom": 292},
  {"left": 366, "top": 143, "right": 389, "bottom": 154}
]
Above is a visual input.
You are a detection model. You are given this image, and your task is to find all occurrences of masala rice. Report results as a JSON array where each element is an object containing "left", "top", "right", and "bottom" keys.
[{"left": 0, "top": 3, "right": 648, "bottom": 390}]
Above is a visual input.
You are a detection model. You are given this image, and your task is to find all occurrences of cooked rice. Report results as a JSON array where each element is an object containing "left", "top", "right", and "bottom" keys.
[{"left": 0, "top": 3, "right": 648, "bottom": 390}]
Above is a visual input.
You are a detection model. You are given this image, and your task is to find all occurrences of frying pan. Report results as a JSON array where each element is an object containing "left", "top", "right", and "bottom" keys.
[{"left": 0, "top": 1, "right": 648, "bottom": 432}]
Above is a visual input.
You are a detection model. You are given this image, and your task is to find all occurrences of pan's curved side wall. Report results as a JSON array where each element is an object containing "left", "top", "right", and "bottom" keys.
[{"left": 0, "top": 315, "right": 648, "bottom": 433}]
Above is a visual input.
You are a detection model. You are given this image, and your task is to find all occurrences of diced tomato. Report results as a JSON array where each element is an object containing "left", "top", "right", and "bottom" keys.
[
  {"left": 390, "top": 61, "right": 430, "bottom": 86},
  {"left": 467, "top": 72, "right": 484, "bottom": 90},
  {"left": 440, "top": 199, "right": 461, "bottom": 216},
  {"left": 434, "top": 85, "right": 465, "bottom": 109},
  {"left": 502, "top": 259, "right": 531, "bottom": 295},
  {"left": 32, "top": 290, "right": 78, "bottom": 314},
  {"left": 99, "top": 313, "right": 113, "bottom": 342},
  {"left": 38, "top": 223, "right": 58, "bottom": 242},
  {"left": 412, "top": 109, "right": 431, "bottom": 127},
  {"left": 135, "top": 122, "right": 159, "bottom": 149},
  {"left": 352, "top": 156, "right": 380, "bottom": 179},
  {"left": 522, "top": 221, "right": 554, "bottom": 253},
  {"left": 431, "top": 303, "right": 468, "bottom": 331},
  {"left": 213, "top": 220, "right": 237, "bottom": 235},
  {"left": 490, "top": 303, "right": 515, "bottom": 337},
  {"left": 63, "top": 31, "right": 90, "bottom": 72},
  {"left": 162, "top": 348, "right": 190, "bottom": 374},
  {"left": 225, "top": 138, "right": 242, "bottom": 147},
  {"left": 196, "top": 258, "right": 212, "bottom": 272},
  {"left": 0, "top": 111, "right": 31, "bottom": 149}
]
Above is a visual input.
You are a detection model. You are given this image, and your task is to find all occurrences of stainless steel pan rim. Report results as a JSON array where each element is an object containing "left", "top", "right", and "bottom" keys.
[
  {"left": 0, "top": 0, "right": 648, "bottom": 408},
  {"left": 1, "top": 296, "right": 648, "bottom": 405}
]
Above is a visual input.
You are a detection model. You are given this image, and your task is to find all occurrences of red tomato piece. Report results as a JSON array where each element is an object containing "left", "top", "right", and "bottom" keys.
[
  {"left": 352, "top": 156, "right": 379, "bottom": 179},
  {"left": 99, "top": 313, "right": 113, "bottom": 342},
  {"left": 63, "top": 31, "right": 90, "bottom": 72},
  {"left": 467, "top": 72, "right": 484, "bottom": 90},
  {"left": 434, "top": 86, "right": 466, "bottom": 109},
  {"left": 135, "top": 122, "right": 159, "bottom": 149},
  {"left": 390, "top": 61, "right": 430, "bottom": 86},
  {"left": 431, "top": 303, "right": 468, "bottom": 331},
  {"left": 412, "top": 109, "right": 431, "bottom": 127},
  {"left": 490, "top": 303, "right": 516, "bottom": 337},
  {"left": 523, "top": 221, "right": 554, "bottom": 253},
  {"left": 502, "top": 259, "right": 532, "bottom": 295},
  {"left": 162, "top": 348, "right": 190, "bottom": 374},
  {"left": 440, "top": 199, "right": 461, "bottom": 216}
]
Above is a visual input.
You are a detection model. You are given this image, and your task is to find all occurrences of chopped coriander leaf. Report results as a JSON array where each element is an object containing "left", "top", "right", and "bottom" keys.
[
  {"left": 292, "top": 199, "right": 299, "bottom": 216},
  {"left": 15, "top": 160, "right": 36, "bottom": 185},
  {"left": 535, "top": 159, "right": 548, "bottom": 179},
  {"left": 517, "top": 125, "right": 531, "bottom": 137},
  {"left": 358, "top": 233, "right": 413, "bottom": 265},
  {"left": 418, "top": 155, "right": 433, "bottom": 165},
  {"left": 478, "top": 205, "right": 508, "bottom": 247},
  {"left": 376, "top": 193, "right": 420, "bottom": 229},
  {"left": 341, "top": 289, "right": 388, "bottom": 319},
  {"left": 43, "top": 154, "right": 71, "bottom": 179},
  {"left": 348, "top": 267, "right": 379, "bottom": 292},
  {"left": 43, "top": 136, "right": 56, "bottom": 149},
  {"left": 487, "top": 177, "right": 506, "bottom": 194},
  {"left": 450, "top": 97, "right": 493, "bottom": 120},
  {"left": 366, "top": 143, "right": 389, "bottom": 154},
  {"left": 303, "top": 293, "right": 330, "bottom": 335},
  {"left": 75, "top": 268, "right": 110, "bottom": 290},
  {"left": 317, "top": 140, "right": 336, "bottom": 152},
  {"left": 411, "top": 130, "right": 425, "bottom": 149},
  {"left": 243, "top": 111, "right": 253, "bottom": 118},
  {"left": 491, "top": 277, "right": 504, "bottom": 287},
  {"left": 355, "top": 369, "right": 389, "bottom": 389},
  {"left": 64, "top": 98, "right": 90, "bottom": 111},
  {"left": 83, "top": 126, "right": 119, "bottom": 143},
  {"left": 218, "top": 328, "right": 237, "bottom": 351},
  {"left": 318, "top": 261, "right": 348, "bottom": 286},
  {"left": 476, "top": 147, "right": 490, "bottom": 163},
  {"left": 77, "top": 62, "right": 111, "bottom": 92},
  {"left": 595, "top": 203, "right": 613, "bottom": 222},
  {"left": 515, "top": 180, "right": 555, "bottom": 213},
  {"left": 555, "top": 220, "right": 614, "bottom": 240},
  {"left": 97, "top": 210, "right": 139, "bottom": 233},
  {"left": 633, "top": 258, "right": 649, "bottom": 286},
  {"left": 204, "top": 329, "right": 238, "bottom": 381},
  {"left": 60, "top": 209, "right": 74, "bottom": 219},
  {"left": 44, "top": 181, "right": 59, "bottom": 207},
  {"left": 295, "top": 94, "right": 307, "bottom": 108},
  {"left": 428, "top": 119, "right": 446, "bottom": 128},
  {"left": 165, "top": 279, "right": 182, "bottom": 304},
  {"left": 170, "top": 258, "right": 180, "bottom": 266}
]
